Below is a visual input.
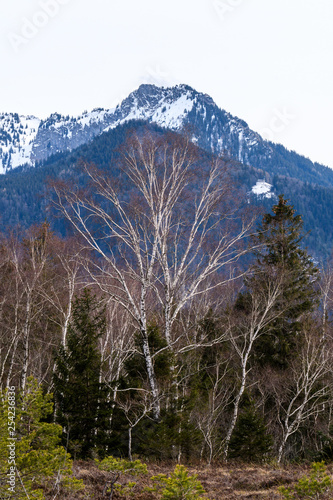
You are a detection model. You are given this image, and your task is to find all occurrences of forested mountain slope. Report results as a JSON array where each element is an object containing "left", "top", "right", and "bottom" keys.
[{"left": 0, "top": 119, "right": 332, "bottom": 260}]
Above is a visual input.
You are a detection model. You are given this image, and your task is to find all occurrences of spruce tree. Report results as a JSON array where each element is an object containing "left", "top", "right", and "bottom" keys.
[
  {"left": 249, "top": 195, "right": 319, "bottom": 367},
  {"left": 53, "top": 290, "right": 110, "bottom": 458},
  {"left": 0, "top": 378, "right": 84, "bottom": 497},
  {"left": 228, "top": 400, "right": 272, "bottom": 462}
]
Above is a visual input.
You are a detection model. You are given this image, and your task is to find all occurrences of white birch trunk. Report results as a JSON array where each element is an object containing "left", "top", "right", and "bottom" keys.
[{"left": 21, "top": 297, "right": 31, "bottom": 392}]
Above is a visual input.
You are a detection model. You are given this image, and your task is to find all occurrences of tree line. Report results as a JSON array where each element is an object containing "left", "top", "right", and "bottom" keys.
[{"left": 1, "top": 134, "right": 333, "bottom": 472}]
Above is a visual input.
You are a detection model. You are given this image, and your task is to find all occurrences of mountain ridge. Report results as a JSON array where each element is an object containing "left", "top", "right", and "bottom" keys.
[{"left": 1, "top": 83, "right": 332, "bottom": 189}]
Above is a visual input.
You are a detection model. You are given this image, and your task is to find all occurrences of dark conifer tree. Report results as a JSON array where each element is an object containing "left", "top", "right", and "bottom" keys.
[
  {"left": 53, "top": 290, "right": 110, "bottom": 458},
  {"left": 228, "top": 399, "right": 272, "bottom": 462},
  {"left": 249, "top": 195, "right": 319, "bottom": 367}
]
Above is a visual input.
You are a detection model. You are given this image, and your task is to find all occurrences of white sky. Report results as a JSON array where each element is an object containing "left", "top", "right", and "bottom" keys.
[{"left": 1, "top": 0, "right": 332, "bottom": 167}]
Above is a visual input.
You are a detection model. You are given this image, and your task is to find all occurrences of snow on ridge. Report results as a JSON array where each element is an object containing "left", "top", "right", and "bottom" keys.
[
  {"left": 152, "top": 93, "right": 194, "bottom": 129},
  {"left": 252, "top": 179, "right": 273, "bottom": 198},
  {"left": 0, "top": 114, "right": 41, "bottom": 173},
  {"left": 238, "top": 130, "right": 243, "bottom": 162},
  {"left": 104, "top": 90, "right": 195, "bottom": 133},
  {"left": 47, "top": 108, "right": 114, "bottom": 130},
  {"left": 76, "top": 108, "right": 113, "bottom": 128}
]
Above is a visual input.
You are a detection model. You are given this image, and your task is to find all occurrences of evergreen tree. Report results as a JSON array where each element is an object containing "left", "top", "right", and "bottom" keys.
[
  {"left": 123, "top": 323, "right": 171, "bottom": 389},
  {"left": 249, "top": 195, "right": 319, "bottom": 367},
  {"left": 0, "top": 378, "right": 83, "bottom": 498},
  {"left": 53, "top": 290, "right": 110, "bottom": 458},
  {"left": 228, "top": 399, "right": 272, "bottom": 462},
  {"left": 120, "top": 323, "right": 188, "bottom": 461}
]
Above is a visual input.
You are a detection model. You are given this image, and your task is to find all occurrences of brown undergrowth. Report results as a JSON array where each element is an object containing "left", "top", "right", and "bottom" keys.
[{"left": 48, "top": 460, "right": 333, "bottom": 499}]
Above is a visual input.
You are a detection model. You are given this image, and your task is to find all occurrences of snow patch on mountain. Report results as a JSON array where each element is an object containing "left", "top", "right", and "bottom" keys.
[
  {"left": 76, "top": 108, "right": 114, "bottom": 128},
  {"left": 0, "top": 113, "right": 40, "bottom": 174},
  {"left": 152, "top": 93, "right": 194, "bottom": 128},
  {"left": 252, "top": 180, "right": 274, "bottom": 198}
]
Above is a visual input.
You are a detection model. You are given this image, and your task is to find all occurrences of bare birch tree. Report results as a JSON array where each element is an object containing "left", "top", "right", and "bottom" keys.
[
  {"left": 195, "top": 358, "right": 234, "bottom": 464},
  {"left": 275, "top": 326, "right": 332, "bottom": 463},
  {"left": 39, "top": 237, "right": 84, "bottom": 347},
  {"left": 0, "top": 239, "right": 19, "bottom": 389},
  {"left": 0, "top": 226, "right": 53, "bottom": 391},
  {"left": 319, "top": 263, "right": 333, "bottom": 339},
  {"left": 52, "top": 133, "right": 255, "bottom": 419},
  {"left": 99, "top": 299, "right": 135, "bottom": 429},
  {"left": 117, "top": 389, "right": 153, "bottom": 461},
  {"left": 223, "top": 270, "right": 287, "bottom": 459}
]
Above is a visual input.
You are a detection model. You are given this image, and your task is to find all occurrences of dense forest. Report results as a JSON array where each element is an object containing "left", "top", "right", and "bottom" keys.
[{"left": 1, "top": 134, "right": 333, "bottom": 499}]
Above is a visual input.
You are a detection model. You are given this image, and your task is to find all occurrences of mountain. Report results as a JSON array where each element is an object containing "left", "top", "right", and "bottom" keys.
[
  {"left": 1, "top": 84, "right": 332, "bottom": 189},
  {"left": 1, "top": 84, "right": 333, "bottom": 259},
  {"left": 0, "top": 118, "right": 332, "bottom": 260}
]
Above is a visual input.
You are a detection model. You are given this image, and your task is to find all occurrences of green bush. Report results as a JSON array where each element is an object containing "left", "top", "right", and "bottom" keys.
[
  {"left": 279, "top": 461, "right": 333, "bottom": 499},
  {"left": 97, "top": 456, "right": 148, "bottom": 498},
  {"left": 150, "top": 464, "right": 209, "bottom": 500}
]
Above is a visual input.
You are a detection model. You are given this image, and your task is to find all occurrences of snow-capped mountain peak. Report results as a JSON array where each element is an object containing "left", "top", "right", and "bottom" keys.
[
  {"left": 0, "top": 83, "right": 305, "bottom": 180},
  {"left": 108, "top": 83, "right": 196, "bottom": 131}
]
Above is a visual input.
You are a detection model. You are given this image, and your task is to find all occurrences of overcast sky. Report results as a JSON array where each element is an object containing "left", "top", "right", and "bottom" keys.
[{"left": 1, "top": 0, "right": 332, "bottom": 167}]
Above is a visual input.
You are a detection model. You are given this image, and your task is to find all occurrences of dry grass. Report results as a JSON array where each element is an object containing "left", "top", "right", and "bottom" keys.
[{"left": 51, "top": 460, "right": 332, "bottom": 499}]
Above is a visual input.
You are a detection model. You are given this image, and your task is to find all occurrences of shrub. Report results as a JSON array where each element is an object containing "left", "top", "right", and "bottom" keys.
[
  {"left": 0, "top": 378, "right": 84, "bottom": 499},
  {"left": 279, "top": 461, "right": 333, "bottom": 499},
  {"left": 97, "top": 456, "right": 148, "bottom": 498},
  {"left": 150, "top": 464, "right": 209, "bottom": 500}
]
